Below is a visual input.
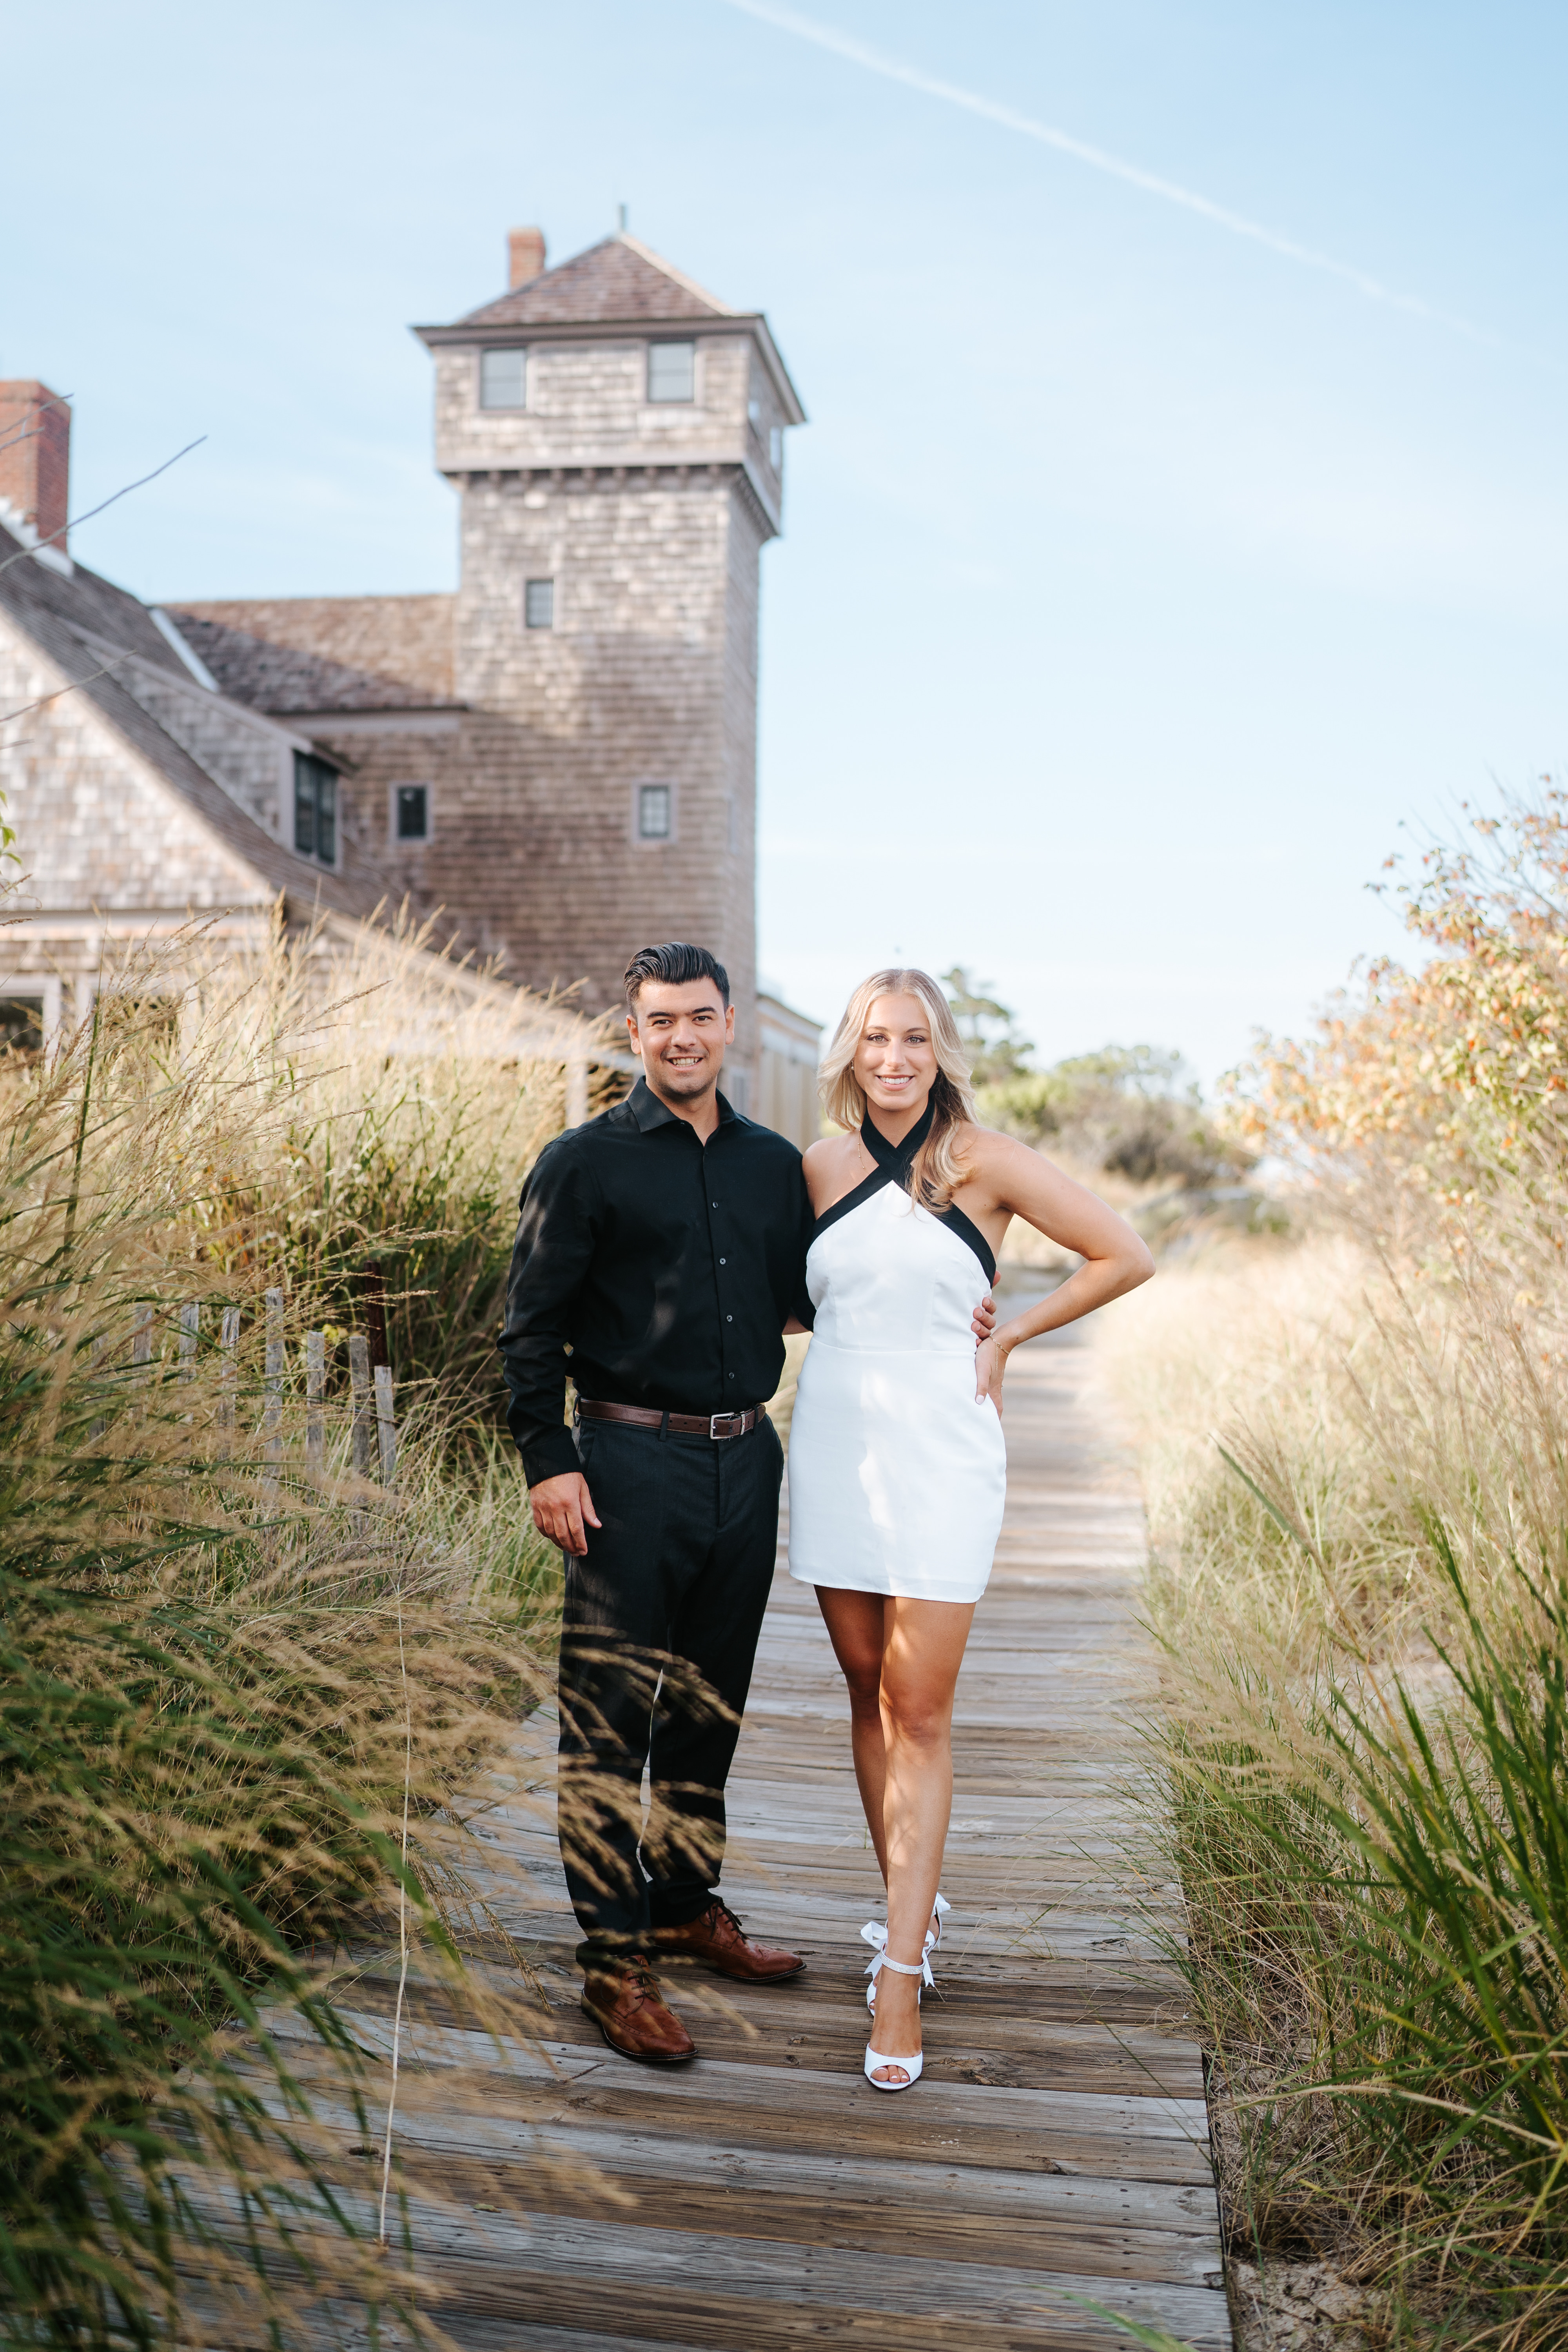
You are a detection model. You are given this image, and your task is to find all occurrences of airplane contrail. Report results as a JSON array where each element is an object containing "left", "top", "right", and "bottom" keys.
[{"left": 717, "top": 0, "right": 1504, "bottom": 348}]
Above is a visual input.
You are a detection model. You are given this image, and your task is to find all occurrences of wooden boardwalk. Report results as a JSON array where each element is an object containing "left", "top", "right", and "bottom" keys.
[{"left": 279, "top": 1321, "right": 1232, "bottom": 2350}]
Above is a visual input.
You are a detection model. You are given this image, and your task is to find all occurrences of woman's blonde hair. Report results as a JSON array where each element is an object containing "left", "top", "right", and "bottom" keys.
[{"left": 819, "top": 968, "right": 979, "bottom": 1207}]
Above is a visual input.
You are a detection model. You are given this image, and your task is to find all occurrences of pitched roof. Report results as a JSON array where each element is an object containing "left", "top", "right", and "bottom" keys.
[
  {"left": 171, "top": 599, "right": 459, "bottom": 715},
  {"left": 4, "top": 535, "right": 194, "bottom": 681},
  {"left": 0, "top": 527, "right": 385, "bottom": 920},
  {"left": 459, "top": 232, "right": 733, "bottom": 329}
]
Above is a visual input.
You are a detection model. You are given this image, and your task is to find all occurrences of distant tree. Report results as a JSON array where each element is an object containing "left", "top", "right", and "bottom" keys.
[
  {"left": 1047, "top": 1044, "right": 1187, "bottom": 1101},
  {"left": 936, "top": 968, "right": 1247, "bottom": 1185},
  {"left": 941, "top": 966, "right": 1034, "bottom": 1085}
]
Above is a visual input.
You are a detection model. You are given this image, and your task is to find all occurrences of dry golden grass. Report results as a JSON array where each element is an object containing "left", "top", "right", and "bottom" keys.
[
  {"left": 1096, "top": 1209, "right": 1568, "bottom": 2348},
  {"left": 0, "top": 904, "right": 621, "bottom": 2348}
]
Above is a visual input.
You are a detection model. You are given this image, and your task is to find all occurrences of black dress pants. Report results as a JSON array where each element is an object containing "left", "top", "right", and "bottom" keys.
[{"left": 556, "top": 1412, "right": 784, "bottom": 1960}]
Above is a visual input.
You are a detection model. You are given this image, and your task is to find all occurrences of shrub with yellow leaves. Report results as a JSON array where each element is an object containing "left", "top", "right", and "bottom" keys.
[{"left": 1232, "top": 784, "right": 1568, "bottom": 1199}]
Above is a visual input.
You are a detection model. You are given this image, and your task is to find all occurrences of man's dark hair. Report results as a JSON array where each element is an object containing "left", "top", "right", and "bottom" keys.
[{"left": 624, "top": 942, "right": 731, "bottom": 1009}]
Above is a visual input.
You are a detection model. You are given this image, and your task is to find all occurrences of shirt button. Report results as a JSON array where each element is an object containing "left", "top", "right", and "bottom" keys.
[
  {"left": 719, "top": 1257, "right": 726, "bottom": 1265},
  {"left": 726, "top": 1314, "right": 733, "bottom": 1322},
  {"left": 728, "top": 1373, "right": 736, "bottom": 1381}
]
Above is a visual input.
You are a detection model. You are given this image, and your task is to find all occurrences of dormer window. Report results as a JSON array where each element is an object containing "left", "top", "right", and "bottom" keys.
[
  {"left": 525, "top": 578, "right": 555, "bottom": 629},
  {"left": 647, "top": 341, "right": 695, "bottom": 404},
  {"left": 479, "top": 348, "right": 526, "bottom": 409},
  {"left": 293, "top": 753, "right": 338, "bottom": 866}
]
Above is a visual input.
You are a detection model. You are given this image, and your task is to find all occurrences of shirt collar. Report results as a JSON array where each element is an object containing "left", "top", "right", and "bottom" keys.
[{"left": 628, "top": 1075, "right": 738, "bottom": 1134}]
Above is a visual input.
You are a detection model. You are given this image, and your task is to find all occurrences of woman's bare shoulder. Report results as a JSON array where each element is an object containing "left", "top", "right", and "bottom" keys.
[
  {"left": 954, "top": 1119, "right": 1033, "bottom": 1171},
  {"left": 953, "top": 1122, "right": 1069, "bottom": 1200},
  {"left": 803, "top": 1129, "right": 862, "bottom": 1210}
]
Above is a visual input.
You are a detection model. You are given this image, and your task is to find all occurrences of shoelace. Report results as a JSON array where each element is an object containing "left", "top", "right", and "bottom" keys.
[
  {"left": 621, "top": 1959, "right": 662, "bottom": 2007},
  {"left": 706, "top": 1898, "right": 750, "bottom": 1943}
]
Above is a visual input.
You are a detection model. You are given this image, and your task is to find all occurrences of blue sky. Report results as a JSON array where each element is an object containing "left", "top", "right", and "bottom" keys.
[{"left": 7, "top": 1, "right": 1565, "bottom": 1080}]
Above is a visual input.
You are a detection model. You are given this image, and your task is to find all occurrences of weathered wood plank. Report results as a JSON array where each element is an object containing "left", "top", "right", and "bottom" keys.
[
  {"left": 334, "top": 2203, "right": 1234, "bottom": 2350},
  {"left": 328, "top": 1972, "right": 1205, "bottom": 2100}
]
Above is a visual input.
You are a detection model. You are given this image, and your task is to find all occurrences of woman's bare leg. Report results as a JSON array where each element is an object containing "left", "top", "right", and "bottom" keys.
[
  {"left": 814, "top": 1588, "right": 891, "bottom": 1880},
  {"left": 866, "top": 1597, "right": 975, "bottom": 2083},
  {"left": 816, "top": 1585, "right": 975, "bottom": 2083}
]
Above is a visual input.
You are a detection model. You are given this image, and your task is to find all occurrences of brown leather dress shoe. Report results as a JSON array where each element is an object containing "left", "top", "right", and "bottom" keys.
[
  {"left": 653, "top": 1898, "right": 806, "bottom": 1983},
  {"left": 580, "top": 1955, "right": 696, "bottom": 2065}
]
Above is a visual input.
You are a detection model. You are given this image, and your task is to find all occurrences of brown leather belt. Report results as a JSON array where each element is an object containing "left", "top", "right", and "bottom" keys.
[{"left": 576, "top": 1398, "right": 767, "bottom": 1441}]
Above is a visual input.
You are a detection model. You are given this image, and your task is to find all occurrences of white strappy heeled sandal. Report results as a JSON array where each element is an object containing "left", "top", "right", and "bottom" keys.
[
  {"left": 863, "top": 1893, "right": 950, "bottom": 2013},
  {"left": 862, "top": 1950, "right": 927, "bottom": 2090}
]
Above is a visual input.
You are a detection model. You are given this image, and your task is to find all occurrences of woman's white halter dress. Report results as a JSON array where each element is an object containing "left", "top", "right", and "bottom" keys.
[{"left": 787, "top": 1109, "right": 1007, "bottom": 1606}]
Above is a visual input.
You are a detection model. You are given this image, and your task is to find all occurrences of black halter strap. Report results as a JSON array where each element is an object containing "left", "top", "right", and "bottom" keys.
[
  {"left": 860, "top": 1100, "right": 935, "bottom": 1185},
  {"left": 812, "top": 1096, "right": 996, "bottom": 1285}
]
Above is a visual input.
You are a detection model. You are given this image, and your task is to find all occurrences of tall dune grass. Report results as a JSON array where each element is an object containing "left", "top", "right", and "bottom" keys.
[
  {"left": 0, "top": 909, "right": 579, "bottom": 2347},
  {"left": 1089, "top": 783, "right": 1568, "bottom": 2344},
  {"left": 60, "top": 906, "right": 615, "bottom": 1420},
  {"left": 1101, "top": 1223, "right": 1568, "bottom": 2343}
]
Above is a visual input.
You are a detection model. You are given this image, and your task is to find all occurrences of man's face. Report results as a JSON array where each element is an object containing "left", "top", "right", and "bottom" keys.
[{"left": 627, "top": 979, "right": 735, "bottom": 1104}]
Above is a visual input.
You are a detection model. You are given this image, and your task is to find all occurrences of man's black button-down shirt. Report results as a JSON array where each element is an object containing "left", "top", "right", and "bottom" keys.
[{"left": 498, "top": 1078, "right": 815, "bottom": 1485}]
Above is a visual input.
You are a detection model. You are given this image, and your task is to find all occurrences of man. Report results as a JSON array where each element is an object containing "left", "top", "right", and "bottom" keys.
[{"left": 498, "top": 942, "right": 813, "bottom": 2063}]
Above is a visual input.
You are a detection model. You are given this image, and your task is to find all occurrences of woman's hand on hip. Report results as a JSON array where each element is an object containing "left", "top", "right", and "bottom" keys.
[{"left": 975, "top": 1335, "right": 1008, "bottom": 1416}]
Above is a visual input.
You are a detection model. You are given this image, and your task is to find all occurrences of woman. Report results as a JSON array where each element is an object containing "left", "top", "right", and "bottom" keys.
[{"left": 787, "top": 970, "right": 1154, "bottom": 2091}]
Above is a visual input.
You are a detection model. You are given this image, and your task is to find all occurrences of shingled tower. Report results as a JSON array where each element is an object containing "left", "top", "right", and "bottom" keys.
[
  {"left": 414, "top": 230, "right": 805, "bottom": 1065},
  {"left": 164, "top": 228, "right": 812, "bottom": 1112}
]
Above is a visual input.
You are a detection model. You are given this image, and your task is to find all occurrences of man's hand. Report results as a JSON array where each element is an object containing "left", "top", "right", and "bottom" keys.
[
  {"left": 971, "top": 1290, "right": 998, "bottom": 1345},
  {"left": 530, "top": 1471, "right": 601, "bottom": 1557}
]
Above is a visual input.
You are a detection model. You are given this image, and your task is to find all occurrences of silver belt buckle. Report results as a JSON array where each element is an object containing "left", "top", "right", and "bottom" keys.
[{"left": 709, "top": 1410, "right": 744, "bottom": 1440}]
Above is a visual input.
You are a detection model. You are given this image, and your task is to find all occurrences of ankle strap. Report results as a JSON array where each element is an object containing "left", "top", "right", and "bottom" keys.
[{"left": 859, "top": 1919, "right": 936, "bottom": 1988}]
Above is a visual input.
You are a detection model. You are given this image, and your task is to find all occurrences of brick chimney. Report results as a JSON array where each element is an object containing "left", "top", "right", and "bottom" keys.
[
  {"left": 0, "top": 381, "right": 70, "bottom": 551},
  {"left": 507, "top": 227, "right": 547, "bottom": 289}
]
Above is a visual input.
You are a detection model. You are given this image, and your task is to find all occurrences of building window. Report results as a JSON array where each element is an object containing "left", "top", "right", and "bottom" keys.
[
  {"left": 393, "top": 783, "right": 431, "bottom": 843},
  {"left": 293, "top": 752, "right": 338, "bottom": 865},
  {"left": 637, "top": 782, "right": 673, "bottom": 842},
  {"left": 479, "top": 348, "right": 526, "bottom": 409},
  {"left": 524, "top": 578, "right": 554, "bottom": 629},
  {"left": 647, "top": 341, "right": 695, "bottom": 404}
]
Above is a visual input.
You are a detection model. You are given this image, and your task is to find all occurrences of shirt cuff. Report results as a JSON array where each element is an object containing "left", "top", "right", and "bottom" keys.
[{"left": 522, "top": 1427, "right": 582, "bottom": 1486}]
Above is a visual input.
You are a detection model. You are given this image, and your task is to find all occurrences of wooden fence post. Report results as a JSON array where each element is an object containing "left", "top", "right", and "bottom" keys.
[
  {"left": 348, "top": 1334, "right": 373, "bottom": 1534},
  {"left": 565, "top": 1055, "right": 589, "bottom": 1128},
  {"left": 305, "top": 1331, "right": 325, "bottom": 1477},
  {"left": 262, "top": 1288, "right": 284, "bottom": 1491},
  {"left": 218, "top": 1306, "right": 240, "bottom": 1455},
  {"left": 179, "top": 1300, "right": 200, "bottom": 1384},
  {"left": 348, "top": 1334, "right": 374, "bottom": 1480},
  {"left": 131, "top": 1303, "right": 154, "bottom": 1382},
  {"left": 373, "top": 1363, "right": 397, "bottom": 1489}
]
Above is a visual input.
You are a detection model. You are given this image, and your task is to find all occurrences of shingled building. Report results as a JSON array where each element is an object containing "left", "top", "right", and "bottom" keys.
[
  {"left": 174, "top": 227, "right": 811, "bottom": 1104},
  {"left": 0, "top": 229, "right": 820, "bottom": 1132}
]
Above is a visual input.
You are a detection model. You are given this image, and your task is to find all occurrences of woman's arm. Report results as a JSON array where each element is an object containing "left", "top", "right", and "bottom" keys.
[{"left": 962, "top": 1132, "right": 1154, "bottom": 1412}]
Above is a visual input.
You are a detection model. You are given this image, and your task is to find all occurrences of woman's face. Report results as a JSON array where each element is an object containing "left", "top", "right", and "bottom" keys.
[{"left": 855, "top": 993, "right": 939, "bottom": 1121}]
